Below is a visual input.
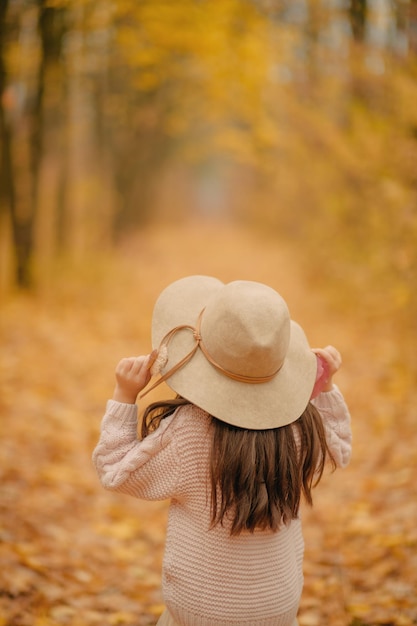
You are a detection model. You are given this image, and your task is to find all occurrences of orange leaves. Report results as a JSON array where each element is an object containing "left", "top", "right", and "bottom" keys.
[
  {"left": 301, "top": 414, "right": 417, "bottom": 625},
  {"left": 1, "top": 223, "right": 417, "bottom": 625}
]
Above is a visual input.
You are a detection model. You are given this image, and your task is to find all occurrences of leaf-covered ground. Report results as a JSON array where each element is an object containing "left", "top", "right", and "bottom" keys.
[{"left": 1, "top": 223, "right": 416, "bottom": 626}]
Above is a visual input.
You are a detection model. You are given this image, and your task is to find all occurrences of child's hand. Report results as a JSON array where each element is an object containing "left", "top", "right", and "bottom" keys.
[
  {"left": 312, "top": 345, "right": 342, "bottom": 393},
  {"left": 112, "top": 350, "right": 158, "bottom": 404}
]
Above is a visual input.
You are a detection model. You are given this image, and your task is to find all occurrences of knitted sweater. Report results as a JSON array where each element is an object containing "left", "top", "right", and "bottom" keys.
[{"left": 93, "top": 386, "right": 352, "bottom": 626}]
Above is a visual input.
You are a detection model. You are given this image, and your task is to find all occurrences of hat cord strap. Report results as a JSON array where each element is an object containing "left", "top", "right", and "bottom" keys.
[
  {"left": 140, "top": 309, "right": 280, "bottom": 399},
  {"left": 139, "top": 323, "right": 200, "bottom": 398},
  {"left": 194, "top": 310, "right": 281, "bottom": 384},
  {"left": 198, "top": 338, "right": 281, "bottom": 383}
]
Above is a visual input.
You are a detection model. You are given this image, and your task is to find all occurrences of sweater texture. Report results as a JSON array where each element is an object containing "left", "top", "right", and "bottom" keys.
[{"left": 93, "top": 386, "right": 352, "bottom": 626}]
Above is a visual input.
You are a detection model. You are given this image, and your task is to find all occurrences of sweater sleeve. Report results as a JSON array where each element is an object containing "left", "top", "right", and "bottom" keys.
[
  {"left": 311, "top": 385, "right": 352, "bottom": 468},
  {"left": 92, "top": 400, "right": 181, "bottom": 500}
]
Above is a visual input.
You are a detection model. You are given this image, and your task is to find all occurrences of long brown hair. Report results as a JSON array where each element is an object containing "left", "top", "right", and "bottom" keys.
[
  {"left": 141, "top": 396, "right": 190, "bottom": 438},
  {"left": 141, "top": 399, "right": 335, "bottom": 535}
]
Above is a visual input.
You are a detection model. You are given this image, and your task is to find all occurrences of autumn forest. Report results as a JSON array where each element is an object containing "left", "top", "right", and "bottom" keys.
[{"left": 1, "top": 1, "right": 417, "bottom": 625}]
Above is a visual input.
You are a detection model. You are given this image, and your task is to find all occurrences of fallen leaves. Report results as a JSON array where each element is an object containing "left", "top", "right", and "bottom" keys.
[{"left": 1, "top": 222, "right": 416, "bottom": 625}]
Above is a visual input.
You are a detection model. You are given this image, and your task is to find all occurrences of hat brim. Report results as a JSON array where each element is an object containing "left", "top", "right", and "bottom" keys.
[{"left": 151, "top": 276, "right": 317, "bottom": 429}]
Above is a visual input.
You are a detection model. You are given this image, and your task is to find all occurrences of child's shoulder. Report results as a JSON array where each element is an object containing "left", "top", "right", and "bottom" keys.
[
  {"left": 172, "top": 403, "right": 212, "bottom": 435},
  {"left": 175, "top": 402, "right": 211, "bottom": 422}
]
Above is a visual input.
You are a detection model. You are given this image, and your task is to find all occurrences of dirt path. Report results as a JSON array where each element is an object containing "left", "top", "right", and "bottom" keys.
[{"left": 1, "top": 221, "right": 416, "bottom": 626}]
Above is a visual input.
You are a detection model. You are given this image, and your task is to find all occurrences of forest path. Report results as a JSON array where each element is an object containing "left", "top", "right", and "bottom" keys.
[{"left": 1, "top": 221, "right": 416, "bottom": 626}]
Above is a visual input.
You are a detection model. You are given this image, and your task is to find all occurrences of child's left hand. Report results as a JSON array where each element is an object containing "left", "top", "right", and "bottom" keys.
[
  {"left": 311, "top": 345, "right": 342, "bottom": 395},
  {"left": 112, "top": 350, "right": 158, "bottom": 404}
]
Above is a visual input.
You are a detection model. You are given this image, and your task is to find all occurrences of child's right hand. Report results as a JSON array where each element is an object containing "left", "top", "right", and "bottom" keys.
[
  {"left": 112, "top": 350, "right": 158, "bottom": 404},
  {"left": 311, "top": 345, "right": 342, "bottom": 394}
]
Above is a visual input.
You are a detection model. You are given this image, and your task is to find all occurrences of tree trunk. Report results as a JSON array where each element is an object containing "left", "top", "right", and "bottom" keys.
[
  {"left": 0, "top": 0, "right": 40, "bottom": 288},
  {"left": 0, "top": 0, "right": 21, "bottom": 285},
  {"left": 349, "top": 0, "right": 367, "bottom": 42}
]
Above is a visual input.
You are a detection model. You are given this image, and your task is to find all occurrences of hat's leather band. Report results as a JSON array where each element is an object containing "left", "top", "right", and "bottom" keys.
[{"left": 140, "top": 309, "right": 281, "bottom": 399}]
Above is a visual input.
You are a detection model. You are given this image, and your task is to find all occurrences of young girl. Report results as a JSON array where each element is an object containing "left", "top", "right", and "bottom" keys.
[{"left": 93, "top": 276, "right": 352, "bottom": 626}]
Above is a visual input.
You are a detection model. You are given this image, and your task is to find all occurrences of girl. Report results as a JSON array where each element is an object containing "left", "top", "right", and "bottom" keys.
[{"left": 93, "top": 276, "right": 352, "bottom": 626}]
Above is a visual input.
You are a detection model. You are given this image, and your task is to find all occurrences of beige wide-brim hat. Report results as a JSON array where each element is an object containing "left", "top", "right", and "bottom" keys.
[{"left": 148, "top": 275, "right": 317, "bottom": 430}]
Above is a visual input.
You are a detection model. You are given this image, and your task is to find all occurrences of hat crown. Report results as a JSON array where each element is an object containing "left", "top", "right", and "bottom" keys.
[
  {"left": 201, "top": 281, "right": 290, "bottom": 378},
  {"left": 151, "top": 275, "right": 317, "bottom": 429}
]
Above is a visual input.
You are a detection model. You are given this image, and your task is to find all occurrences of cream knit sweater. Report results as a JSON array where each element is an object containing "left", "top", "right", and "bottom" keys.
[{"left": 93, "top": 386, "right": 352, "bottom": 626}]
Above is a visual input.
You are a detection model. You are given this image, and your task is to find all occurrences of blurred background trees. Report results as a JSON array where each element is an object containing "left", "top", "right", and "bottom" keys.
[
  {"left": 1, "top": 0, "right": 416, "bottom": 310},
  {"left": 1, "top": 7, "right": 416, "bottom": 623}
]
